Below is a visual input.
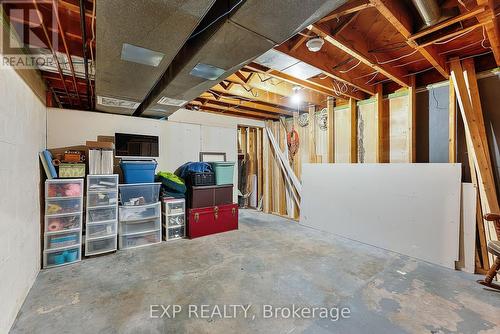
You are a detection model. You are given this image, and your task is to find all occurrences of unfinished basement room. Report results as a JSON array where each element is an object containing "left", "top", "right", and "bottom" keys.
[{"left": 2, "top": 0, "right": 500, "bottom": 333}]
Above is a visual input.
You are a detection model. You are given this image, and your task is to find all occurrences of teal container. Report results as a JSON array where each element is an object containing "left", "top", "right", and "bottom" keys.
[{"left": 209, "top": 162, "right": 235, "bottom": 185}]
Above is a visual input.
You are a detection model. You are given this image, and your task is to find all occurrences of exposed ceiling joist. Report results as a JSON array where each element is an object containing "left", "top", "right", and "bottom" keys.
[
  {"left": 194, "top": 97, "right": 291, "bottom": 117},
  {"left": 275, "top": 43, "right": 376, "bottom": 97},
  {"left": 310, "top": 24, "right": 410, "bottom": 87},
  {"left": 368, "top": 0, "right": 449, "bottom": 78},
  {"left": 318, "top": 0, "right": 374, "bottom": 23},
  {"left": 476, "top": 0, "right": 500, "bottom": 66},
  {"left": 187, "top": 103, "right": 279, "bottom": 121}
]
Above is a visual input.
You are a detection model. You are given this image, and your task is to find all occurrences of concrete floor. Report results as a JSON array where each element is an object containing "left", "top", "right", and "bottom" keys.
[{"left": 10, "top": 210, "right": 500, "bottom": 334}]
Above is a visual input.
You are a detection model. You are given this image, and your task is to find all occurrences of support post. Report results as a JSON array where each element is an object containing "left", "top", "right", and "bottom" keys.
[
  {"left": 449, "top": 76, "right": 457, "bottom": 163},
  {"left": 376, "top": 84, "right": 389, "bottom": 162},
  {"left": 350, "top": 98, "right": 358, "bottom": 163},
  {"left": 308, "top": 104, "right": 317, "bottom": 163},
  {"left": 409, "top": 76, "right": 417, "bottom": 162},
  {"left": 327, "top": 96, "right": 335, "bottom": 163}
]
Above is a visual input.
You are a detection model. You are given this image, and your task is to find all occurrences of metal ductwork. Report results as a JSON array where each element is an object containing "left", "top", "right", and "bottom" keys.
[
  {"left": 411, "top": 0, "right": 442, "bottom": 27},
  {"left": 137, "top": 0, "right": 348, "bottom": 118}
]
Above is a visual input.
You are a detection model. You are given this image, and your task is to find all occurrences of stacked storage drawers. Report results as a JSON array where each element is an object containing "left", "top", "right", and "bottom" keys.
[
  {"left": 44, "top": 179, "right": 84, "bottom": 268},
  {"left": 118, "top": 183, "right": 162, "bottom": 249},
  {"left": 85, "top": 175, "right": 119, "bottom": 256},
  {"left": 162, "top": 198, "right": 185, "bottom": 241},
  {"left": 187, "top": 184, "right": 238, "bottom": 239}
]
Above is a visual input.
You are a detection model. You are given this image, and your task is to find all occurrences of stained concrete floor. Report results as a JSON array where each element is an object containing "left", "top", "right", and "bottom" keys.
[{"left": 10, "top": 210, "right": 500, "bottom": 334}]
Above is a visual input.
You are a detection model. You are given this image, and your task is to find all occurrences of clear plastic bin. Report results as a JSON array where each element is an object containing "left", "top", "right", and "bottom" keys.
[
  {"left": 119, "top": 183, "right": 161, "bottom": 206},
  {"left": 167, "top": 226, "right": 185, "bottom": 240},
  {"left": 87, "top": 191, "right": 118, "bottom": 207},
  {"left": 119, "top": 230, "right": 161, "bottom": 249},
  {"left": 46, "top": 198, "right": 82, "bottom": 216},
  {"left": 119, "top": 202, "right": 160, "bottom": 222},
  {"left": 46, "top": 179, "right": 83, "bottom": 198},
  {"left": 45, "top": 213, "right": 81, "bottom": 233},
  {"left": 87, "top": 206, "right": 117, "bottom": 223},
  {"left": 164, "top": 213, "right": 184, "bottom": 227},
  {"left": 88, "top": 175, "right": 118, "bottom": 192},
  {"left": 86, "top": 236, "right": 117, "bottom": 256},
  {"left": 163, "top": 199, "right": 185, "bottom": 215},
  {"left": 86, "top": 221, "right": 117, "bottom": 239},
  {"left": 44, "top": 246, "right": 80, "bottom": 268},
  {"left": 119, "top": 218, "right": 160, "bottom": 235},
  {"left": 45, "top": 231, "right": 81, "bottom": 250}
]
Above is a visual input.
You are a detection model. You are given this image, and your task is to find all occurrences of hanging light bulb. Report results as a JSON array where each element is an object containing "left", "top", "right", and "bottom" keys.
[{"left": 291, "top": 85, "right": 302, "bottom": 104}]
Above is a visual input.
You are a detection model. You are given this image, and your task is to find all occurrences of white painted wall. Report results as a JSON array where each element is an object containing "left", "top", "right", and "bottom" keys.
[
  {"left": 47, "top": 108, "right": 264, "bottom": 201},
  {"left": 0, "top": 66, "right": 47, "bottom": 332}
]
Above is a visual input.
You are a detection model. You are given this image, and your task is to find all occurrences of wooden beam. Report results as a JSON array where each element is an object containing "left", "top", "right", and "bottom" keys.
[
  {"left": 310, "top": 24, "right": 410, "bottom": 88},
  {"left": 275, "top": 43, "right": 376, "bottom": 96},
  {"left": 376, "top": 84, "right": 389, "bottom": 162},
  {"left": 450, "top": 58, "right": 499, "bottom": 246},
  {"left": 327, "top": 96, "right": 335, "bottom": 163},
  {"left": 308, "top": 104, "right": 317, "bottom": 163},
  {"left": 416, "top": 22, "right": 486, "bottom": 48},
  {"left": 197, "top": 94, "right": 293, "bottom": 116},
  {"left": 449, "top": 76, "right": 457, "bottom": 163},
  {"left": 246, "top": 62, "right": 367, "bottom": 101},
  {"left": 188, "top": 104, "right": 279, "bottom": 120},
  {"left": 350, "top": 98, "right": 358, "bottom": 163},
  {"left": 477, "top": 0, "right": 500, "bottom": 65},
  {"left": 369, "top": 0, "right": 449, "bottom": 78},
  {"left": 409, "top": 76, "right": 417, "bottom": 162},
  {"left": 319, "top": 0, "right": 374, "bottom": 23},
  {"left": 262, "top": 124, "right": 271, "bottom": 213}
]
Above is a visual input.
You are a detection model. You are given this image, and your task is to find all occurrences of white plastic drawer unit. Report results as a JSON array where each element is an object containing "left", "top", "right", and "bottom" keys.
[
  {"left": 45, "top": 230, "right": 81, "bottom": 250},
  {"left": 119, "top": 230, "right": 161, "bottom": 249},
  {"left": 44, "top": 246, "right": 81, "bottom": 268},
  {"left": 164, "top": 213, "right": 185, "bottom": 227},
  {"left": 87, "top": 191, "right": 118, "bottom": 208},
  {"left": 167, "top": 226, "right": 185, "bottom": 240},
  {"left": 88, "top": 175, "right": 118, "bottom": 192},
  {"left": 45, "top": 179, "right": 84, "bottom": 199},
  {"left": 119, "top": 202, "right": 161, "bottom": 222},
  {"left": 87, "top": 206, "right": 118, "bottom": 223},
  {"left": 86, "top": 236, "right": 117, "bottom": 256},
  {"left": 45, "top": 213, "right": 81, "bottom": 233},
  {"left": 119, "top": 183, "right": 161, "bottom": 206},
  {"left": 163, "top": 199, "right": 185, "bottom": 215},
  {"left": 119, "top": 217, "right": 161, "bottom": 236},
  {"left": 86, "top": 221, "right": 117, "bottom": 239},
  {"left": 46, "top": 197, "right": 83, "bottom": 216}
]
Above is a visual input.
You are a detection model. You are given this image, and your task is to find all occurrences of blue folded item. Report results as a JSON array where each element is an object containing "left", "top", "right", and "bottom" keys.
[{"left": 175, "top": 162, "right": 213, "bottom": 180}]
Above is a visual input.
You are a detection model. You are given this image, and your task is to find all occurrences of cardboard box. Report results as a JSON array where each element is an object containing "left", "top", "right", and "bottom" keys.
[{"left": 86, "top": 140, "right": 114, "bottom": 150}]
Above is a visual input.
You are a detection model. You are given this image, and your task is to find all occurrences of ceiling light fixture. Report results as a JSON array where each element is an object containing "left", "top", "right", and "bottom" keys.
[
  {"left": 306, "top": 37, "right": 324, "bottom": 52},
  {"left": 291, "top": 85, "right": 302, "bottom": 104}
]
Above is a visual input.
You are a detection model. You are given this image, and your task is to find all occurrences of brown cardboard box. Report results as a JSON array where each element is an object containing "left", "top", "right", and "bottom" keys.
[{"left": 86, "top": 141, "right": 114, "bottom": 150}]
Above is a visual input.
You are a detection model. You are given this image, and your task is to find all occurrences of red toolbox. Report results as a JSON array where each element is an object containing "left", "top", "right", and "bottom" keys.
[{"left": 187, "top": 203, "right": 238, "bottom": 239}]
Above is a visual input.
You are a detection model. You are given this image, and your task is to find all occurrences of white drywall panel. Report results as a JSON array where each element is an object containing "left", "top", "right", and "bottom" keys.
[
  {"left": 0, "top": 65, "right": 46, "bottom": 333},
  {"left": 461, "top": 183, "right": 477, "bottom": 273},
  {"left": 300, "top": 163, "right": 462, "bottom": 268}
]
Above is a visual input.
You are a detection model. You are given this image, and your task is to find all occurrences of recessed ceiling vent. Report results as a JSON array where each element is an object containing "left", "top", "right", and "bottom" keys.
[
  {"left": 189, "top": 63, "right": 226, "bottom": 80},
  {"left": 157, "top": 97, "right": 188, "bottom": 107},
  {"left": 97, "top": 96, "right": 140, "bottom": 109},
  {"left": 121, "top": 43, "right": 165, "bottom": 67}
]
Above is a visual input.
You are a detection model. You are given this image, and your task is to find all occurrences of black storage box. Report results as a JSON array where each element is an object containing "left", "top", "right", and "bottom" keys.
[{"left": 188, "top": 172, "right": 216, "bottom": 186}]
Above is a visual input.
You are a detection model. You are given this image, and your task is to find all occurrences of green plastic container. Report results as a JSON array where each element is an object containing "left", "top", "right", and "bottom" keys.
[{"left": 209, "top": 162, "right": 235, "bottom": 185}]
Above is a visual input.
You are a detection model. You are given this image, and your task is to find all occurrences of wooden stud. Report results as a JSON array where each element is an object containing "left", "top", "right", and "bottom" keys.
[
  {"left": 262, "top": 124, "right": 270, "bottom": 213},
  {"left": 257, "top": 128, "right": 263, "bottom": 208},
  {"left": 240, "top": 127, "right": 247, "bottom": 155},
  {"left": 376, "top": 84, "right": 390, "bottom": 163},
  {"left": 308, "top": 104, "right": 317, "bottom": 163},
  {"left": 449, "top": 77, "right": 457, "bottom": 163},
  {"left": 327, "top": 96, "right": 335, "bottom": 163},
  {"left": 293, "top": 112, "right": 302, "bottom": 179},
  {"left": 408, "top": 76, "right": 417, "bottom": 163},
  {"left": 350, "top": 98, "right": 358, "bottom": 163}
]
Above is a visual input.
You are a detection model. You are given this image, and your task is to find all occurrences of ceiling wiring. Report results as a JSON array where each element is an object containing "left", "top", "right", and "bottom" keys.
[
  {"left": 433, "top": 25, "right": 479, "bottom": 45},
  {"left": 374, "top": 49, "right": 419, "bottom": 65},
  {"left": 339, "top": 60, "right": 362, "bottom": 74}
]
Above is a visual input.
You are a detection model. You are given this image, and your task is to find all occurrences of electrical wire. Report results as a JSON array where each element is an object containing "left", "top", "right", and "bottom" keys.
[
  {"left": 354, "top": 71, "right": 377, "bottom": 80},
  {"left": 433, "top": 26, "right": 479, "bottom": 45},
  {"left": 339, "top": 60, "right": 362, "bottom": 74},
  {"left": 189, "top": 0, "right": 244, "bottom": 40},
  {"left": 374, "top": 49, "right": 419, "bottom": 65},
  {"left": 368, "top": 42, "right": 408, "bottom": 54},
  {"left": 365, "top": 71, "right": 380, "bottom": 85},
  {"left": 394, "top": 58, "right": 426, "bottom": 68},
  {"left": 481, "top": 26, "right": 492, "bottom": 50}
]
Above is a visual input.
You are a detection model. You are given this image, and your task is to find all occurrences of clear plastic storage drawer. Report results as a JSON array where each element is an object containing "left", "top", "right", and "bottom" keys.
[
  {"left": 87, "top": 206, "right": 117, "bottom": 223},
  {"left": 119, "top": 202, "right": 160, "bottom": 222},
  {"left": 45, "top": 213, "right": 81, "bottom": 233},
  {"left": 119, "top": 230, "right": 161, "bottom": 249},
  {"left": 45, "top": 231, "right": 81, "bottom": 250},
  {"left": 46, "top": 198, "right": 82, "bottom": 216},
  {"left": 164, "top": 213, "right": 184, "bottom": 227},
  {"left": 86, "top": 236, "right": 117, "bottom": 255},
  {"left": 88, "top": 175, "right": 118, "bottom": 192},
  {"left": 87, "top": 191, "right": 118, "bottom": 207},
  {"left": 86, "top": 221, "right": 117, "bottom": 239},
  {"left": 44, "top": 246, "right": 80, "bottom": 268},
  {"left": 46, "top": 179, "right": 83, "bottom": 198},
  {"left": 163, "top": 199, "right": 185, "bottom": 215},
  {"left": 119, "top": 183, "right": 161, "bottom": 206},
  {"left": 119, "top": 217, "right": 160, "bottom": 235},
  {"left": 167, "top": 226, "right": 185, "bottom": 240}
]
